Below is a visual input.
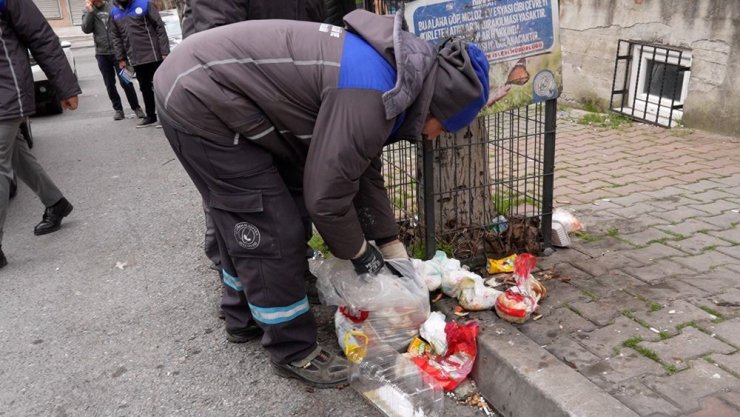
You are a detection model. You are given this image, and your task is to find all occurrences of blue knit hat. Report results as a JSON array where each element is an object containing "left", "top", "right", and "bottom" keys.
[{"left": 429, "top": 40, "right": 490, "bottom": 133}]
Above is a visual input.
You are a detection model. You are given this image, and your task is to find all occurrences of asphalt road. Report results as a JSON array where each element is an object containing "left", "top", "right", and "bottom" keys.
[{"left": 0, "top": 47, "right": 484, "bottom": 417}]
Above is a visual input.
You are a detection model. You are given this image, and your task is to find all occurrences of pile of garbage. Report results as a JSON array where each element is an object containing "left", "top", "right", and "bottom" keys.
[
  {"left": 312, "top": 257, "right": 486, "bottom": 417},
  {"left": 311, "top": 247, "right": 551, "bottom": 417},
  {"left": 415, "top": 251, "right": 547, "bottom": 323}
]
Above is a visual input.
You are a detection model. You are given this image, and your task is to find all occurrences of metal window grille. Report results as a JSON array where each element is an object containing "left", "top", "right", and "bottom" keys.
[{"left": 610, "top": 40, "right": 691, "bottom": 128}]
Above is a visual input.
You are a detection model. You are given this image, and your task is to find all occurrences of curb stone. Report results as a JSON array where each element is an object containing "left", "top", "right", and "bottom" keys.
[{"left": 436, "top": 299, "right": 639, "bottom": 417}]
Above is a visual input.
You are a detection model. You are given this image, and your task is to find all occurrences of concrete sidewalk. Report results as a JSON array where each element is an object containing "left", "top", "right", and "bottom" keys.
[{"left": 470, "top": 113, "right": 740, "bottom": 417}]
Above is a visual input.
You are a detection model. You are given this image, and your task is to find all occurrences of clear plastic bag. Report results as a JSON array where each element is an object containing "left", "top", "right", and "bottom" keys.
[
  {"left": 310, "top": 257, "right": 430, "bottom": 352},
  {"left": 494, "top": 253, "right": 544, "bottom": 323},
  {"left": 552, "top": 207, "right": 584, "bottom": 232}
]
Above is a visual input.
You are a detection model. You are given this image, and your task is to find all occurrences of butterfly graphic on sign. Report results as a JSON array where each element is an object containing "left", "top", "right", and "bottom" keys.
[{"left": 506, "top": 58, "right": 530, "bottom": 86}]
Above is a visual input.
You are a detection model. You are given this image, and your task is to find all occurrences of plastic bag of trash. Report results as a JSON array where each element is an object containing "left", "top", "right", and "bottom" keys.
[
  {"left": 412, "top": 257, "right": 442, "bottom": 292},
  {"left": 414, "top": 250, "right": 464, "bottom": 293},
  {"left": 495, "top": 253, "right": 546, "bottom": 324},
  {"left": 420, "top": 312, "right": 448, "bottom": 356},
  {"left": 409, "top": 320, "right": 479, "bottom": 391},
  {"left": 552, "top": 207, "right": 584, "bottom": 232},
  {"left": 311, "top": 256, "right": 430, "bottom": 352},
  {"left": 457, "top": 275, "right": 504, "bottom": 311}
]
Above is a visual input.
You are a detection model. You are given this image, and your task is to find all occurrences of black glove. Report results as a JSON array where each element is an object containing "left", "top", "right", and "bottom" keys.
[{"left": 351, "top": 243, "right": 384, "bottom": 276}]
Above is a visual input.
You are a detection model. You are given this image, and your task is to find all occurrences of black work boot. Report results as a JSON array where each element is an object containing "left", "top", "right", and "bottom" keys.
[
  {"left": 271, "top": 345, "right": 349, "bottom": 389},
  {"left": 34, "top": 198, "right": 73, "bottom": 236},
  {"left": 225, "top": 323, "right": 263, "bottom": 343},
  {"left": 0, "top": 247, "right": 7, "bottom": 269}
]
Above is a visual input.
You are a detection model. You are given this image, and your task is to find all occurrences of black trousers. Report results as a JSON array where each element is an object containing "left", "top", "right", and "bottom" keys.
[
  {"left": 133, "top": 61, "right": 161, "bottom": 118},
  {"left": 96, "top": 54, "right": 140, "bottom": 112},
  {"left": 160, "top": 120, "right": 317, "bottom": 365}
]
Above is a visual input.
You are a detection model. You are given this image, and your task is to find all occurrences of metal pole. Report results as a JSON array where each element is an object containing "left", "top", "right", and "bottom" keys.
[
  {"left": 422, "top": 139, "right": 435, "bottom": 260},
  {"left": 541, "top": 99, "right": 556, "bottom": 255}
]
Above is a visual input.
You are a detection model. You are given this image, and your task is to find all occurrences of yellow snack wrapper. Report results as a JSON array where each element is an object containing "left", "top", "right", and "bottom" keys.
[
  {"left": 487, "top": 254, "right": 517, "bottom": 274},
  {"left": 406, "top": 336, "right": 432, "bottom": 357}
]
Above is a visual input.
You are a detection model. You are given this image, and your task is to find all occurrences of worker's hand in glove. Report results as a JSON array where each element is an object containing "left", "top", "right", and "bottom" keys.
[
  {"left": 351, "top": 241, "right": 384, "bottom": 276},
  {"left": 378, "top": 239, "right": 408, "bottom": 259}
]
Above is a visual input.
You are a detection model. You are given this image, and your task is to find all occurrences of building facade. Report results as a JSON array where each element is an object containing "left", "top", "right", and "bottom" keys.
[
  {"left": 35, "top": 0, "right": 86, "bottom": 27},
  {"left": 559, "top": 0, "right": 740, "bottom": 135},
  {"left": 34, "top": 0, "right": 176, "bottom": 27}
]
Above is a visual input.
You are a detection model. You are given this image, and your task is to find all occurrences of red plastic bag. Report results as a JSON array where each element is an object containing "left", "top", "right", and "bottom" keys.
[{"left": 410, "top": 320, "right": 479, "bottom": 391}]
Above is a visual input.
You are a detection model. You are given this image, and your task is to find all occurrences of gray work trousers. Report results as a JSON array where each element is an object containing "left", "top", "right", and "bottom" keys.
[
  {"left": 161, "top": 119, "right": 317, "bottom": 365},
  {"left": 0, "top": 118, "right": 63, "bottom": 244}
]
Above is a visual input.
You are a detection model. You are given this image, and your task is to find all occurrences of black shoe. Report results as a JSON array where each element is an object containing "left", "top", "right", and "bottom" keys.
[
  {"left": 305, "top": 269, "right": 320, "bottom": 305},
  {"left": 136, "top": 116, "right": 157, "bottom": 128},
  {"left": 271, "top": 346, "right": 349, "bottom": 388},
  {"left": 113, "top": 110, "right": 124, "bottom": 120},
  {"left": 34, "top": 197, "right": 73, "bottom": 236},
  {"left": 134, "top": 108, "right": 146, "bottom": 119},
  {"left": 225, "top": 324, "right": 263, "bottom": 343},
  {"left": 0, "top": 247, "right": 7, "bottom": 269}
]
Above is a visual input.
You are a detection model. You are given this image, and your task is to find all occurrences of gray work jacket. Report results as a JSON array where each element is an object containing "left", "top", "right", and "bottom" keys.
[
  {"left": 154, "top": 10, "right": 437, "bottom": 259},
  {"left": 81, "top": 1, "right": 115, "bottom": 55},
  {"left": 0, "top": 0, "right": 81, "bottom": 121}
]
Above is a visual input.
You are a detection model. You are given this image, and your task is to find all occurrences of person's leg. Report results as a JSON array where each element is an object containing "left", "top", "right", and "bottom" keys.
[
  {"left": 112, "top": 55, "right": 143, "bottom": 115},
  {"left": 202, "top": 202, "right": 220, "bottom": 268},
  {"left": 133, "top": 61, "right": 161, "bottom": 121},
  {"left": 276, "top": 161, "right": 319, "bottom": 303},
  {"left": 159, "top": 101, "right": 345, "bottom": 385},
  {"left": 161, "top": 122, "right": 318, "bottom": 359},
  {"left": 0, "top": 118, "right": 22, "bottom": 248},
  {"left": 11, "top": 123, "right": 72, "bottom": 236},
  {"left": 160, "top": 121, "right": 255, "bottom": 336},
  {"left": 96, "top": 54, "right": 123, "bottom": 113},
  {"left": 118, "top": 67, "right": 146, "bottom": 114}
]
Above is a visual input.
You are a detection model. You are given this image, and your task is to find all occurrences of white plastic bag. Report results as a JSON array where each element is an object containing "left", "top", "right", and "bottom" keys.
[
  {"left": 420, "top": 312, "right": 448, "bottom": 356},
  {"left": 552, "top": 207, "right": 584, "bottom": 232},
  {"left": 457, "top": 276, "right": 503, "bottom": 311}
]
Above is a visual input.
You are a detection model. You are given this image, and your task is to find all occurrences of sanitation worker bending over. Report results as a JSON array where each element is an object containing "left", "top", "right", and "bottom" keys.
[{"left": 153, "top": 9, "right": 490, "bottom": 388}]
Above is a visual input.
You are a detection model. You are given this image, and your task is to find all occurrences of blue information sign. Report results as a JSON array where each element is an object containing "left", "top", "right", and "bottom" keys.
[
  {"left": 405, "top": 0, "right": 562, "bottom": 110},
  {"left": 407, "top": 0, "right": 555, "bottom": 63}
]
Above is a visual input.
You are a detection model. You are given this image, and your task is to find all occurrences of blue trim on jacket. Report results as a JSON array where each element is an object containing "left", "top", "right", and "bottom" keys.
[
  {"left": 0, "top": 0, "right": 6, "bottom": 13},
  {"left": 112, "top": 0, "right": 149, "bottom": 20},
  {"left": 339, "top": 32, "right": 405, "bottom": 140}
]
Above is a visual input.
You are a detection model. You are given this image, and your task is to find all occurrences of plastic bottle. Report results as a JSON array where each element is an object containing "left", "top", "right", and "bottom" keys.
[{"left": 351, "top": 339, "right": 443, "bottom": 417}]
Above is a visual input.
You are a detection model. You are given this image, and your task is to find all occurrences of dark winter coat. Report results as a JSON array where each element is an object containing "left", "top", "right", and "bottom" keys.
[
  {"left": 154, "top": 10, "right": 438, "bottom": 259},
  {"left": 0, "top": 0, "right": 81, "bottom": 121},
  {"left": 80, "top": 1, "right": 116, "bottom": 55},
  {"left": 110, "top": 0, "right": 169, "bottom": 66},
  {"left": 181, "top": 0, "right": 326, "bottom": 39}
]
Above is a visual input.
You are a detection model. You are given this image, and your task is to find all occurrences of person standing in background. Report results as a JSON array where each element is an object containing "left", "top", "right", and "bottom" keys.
[
  {"left": 179, "top": 0, "right": 326, "bottom": 344},
  {"left": 110, "top": 0, "right": 169, "bottom": 127},
  {"left": 0, "top": 0, "right": 81, "bottom": 268},
  {"left": 81, "top": 0, "right": 146, "bottom": 121}
]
